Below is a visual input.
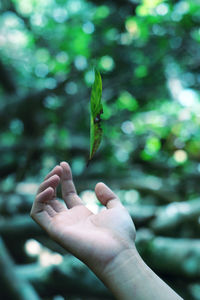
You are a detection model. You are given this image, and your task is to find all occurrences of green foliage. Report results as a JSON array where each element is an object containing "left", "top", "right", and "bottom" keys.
[
  {"left": 117, "top": 91, "right": 138, "bottom": 111},
  {"left": 88, "top": 69, "right": 103, "bottom": 163},
  {"left": 0, "top": 0, "right": 200, "bottom": 181}
]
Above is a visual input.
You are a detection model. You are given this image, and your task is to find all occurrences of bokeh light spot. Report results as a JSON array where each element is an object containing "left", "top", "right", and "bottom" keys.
[
  {"left": 74, "top": 55, "right": 87, "bottom": 70},
  {"left": 121, "top": 121, "right": 135, "bottom": 134},
  {"left": 9, "top": 119, "right": 24, "bottom": 135},
  {"left": 125, "top": 17, "right": 140, "bottom": 38},
  {"left": 82, "top": 21, "right": 94, "bottom": 34},
  {"left": 99, "top": 55, "right": 115, "bottom": 71},
  {"left": 56, "top": 51, "right": 69, "bottom": 63},
  {"left": 84, "top": 70, "right": 95, "bottom": 84},
  {"left": 65, "top": 81, "right": 78, "bottom": 94},
  {"left": 173, "top": 150, "right": 188, "bottom": 163},
  {"left": 53, "top": 8, "right": 68, "bottom": 23},
  {"left": 35, "top": 63, "right": 49, "bottom": 78},
  {"left": 117, "top": 91, "right": 138, "bottom": 111},
  {"left": 25, "top": 239, "right": 41, "bottom": 256},
  {"left": 156, "top": 3, "right": 169, "bottom": 16}
]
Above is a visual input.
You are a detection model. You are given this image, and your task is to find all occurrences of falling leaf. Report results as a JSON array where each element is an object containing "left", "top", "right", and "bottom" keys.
[{"left": 87, "top": 69, "right": 103, "bottom": 165}]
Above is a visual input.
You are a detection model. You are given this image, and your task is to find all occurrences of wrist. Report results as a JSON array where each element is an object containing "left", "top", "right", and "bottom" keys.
[
  {"left": 99, "top": 246, "right": 141, "bottom": 289},
  {"left": 99, "top": 247, "right": 183, "bottom": 300}
]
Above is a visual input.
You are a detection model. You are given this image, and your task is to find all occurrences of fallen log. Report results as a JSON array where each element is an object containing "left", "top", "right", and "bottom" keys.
[
  {"left": 15, "top": 250, "right": 194, "bottom": 300},
  {"left": 16, "top": 255, "right": 113, "bottom": 299},
  {"left": 0, "top": 203, "right": 156, "bottom": 240},
  {"left": 136, "top": 229, "right": 200, "bottom": 279},
  {"left": 150, "top": 198, "right": 200, "bottom": 235},
  {"left": 0, "top": 236, "right": 40, "bottom": 300}
]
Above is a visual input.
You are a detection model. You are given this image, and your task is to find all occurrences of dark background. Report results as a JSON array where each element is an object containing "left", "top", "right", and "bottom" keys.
[{"left": 0, "top": 0, "right": 200, "bottom": 299}]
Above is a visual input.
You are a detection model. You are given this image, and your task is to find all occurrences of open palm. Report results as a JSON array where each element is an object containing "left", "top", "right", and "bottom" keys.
[{"left": 31, "top": 162, "right": 136, "bottom": 276}]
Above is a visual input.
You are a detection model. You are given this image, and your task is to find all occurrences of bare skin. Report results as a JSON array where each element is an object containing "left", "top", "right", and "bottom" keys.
[
  {"left": 31, "top": 162, "right": 183, "bottom": 300},
  {"left": 31, "top": 162, "right": 136, "bottom": 276}
]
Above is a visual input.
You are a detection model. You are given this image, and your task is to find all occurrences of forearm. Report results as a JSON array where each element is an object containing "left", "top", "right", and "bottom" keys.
[{"left": 101, "top": 248, "right": 183, "bottom": 300}]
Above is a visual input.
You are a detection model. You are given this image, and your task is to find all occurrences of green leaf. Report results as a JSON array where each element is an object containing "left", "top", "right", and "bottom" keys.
[{"left": 88, "top": 69, "right": 103, "bottom": 164}]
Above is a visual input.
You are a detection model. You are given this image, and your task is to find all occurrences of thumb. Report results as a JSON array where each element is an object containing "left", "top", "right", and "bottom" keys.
[{"left": 95, "top": 182, "right": 122, "bottom": 209}]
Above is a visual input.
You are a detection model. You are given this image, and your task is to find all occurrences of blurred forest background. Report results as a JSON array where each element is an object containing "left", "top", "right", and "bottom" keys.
[{"left": 0, "top": 0, "right": 200, "bottom": 299}]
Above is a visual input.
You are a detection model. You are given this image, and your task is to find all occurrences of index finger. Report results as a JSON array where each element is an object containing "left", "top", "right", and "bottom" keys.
[
  {"left": 44, "top": 165, "right": 62, "bottom": 181},
  {"left": 60, "top": 162, "right": 83, "bottom": 209}
]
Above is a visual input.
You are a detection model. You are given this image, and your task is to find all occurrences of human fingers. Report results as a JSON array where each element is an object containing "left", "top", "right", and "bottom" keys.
[
  {"left": 95, "top": 182, "right": 123, "bottom": 209},
  {"left": 42, "top": 165, "right": 62, "bottom": 198},
  {"left": 30, "top": 187, "right": 55, "bottom": 222},
  {"left": 37, "top": 174, "right": 60, "bottom": 195},
  {"left": 35, "top": 186, "right": 54, "bottom": 204},
  {"left": 60, "top": 162, "right": 83, "bottom": 208},
  {"left": 44, "top": 165, "right": 62, "bottom": 181}
]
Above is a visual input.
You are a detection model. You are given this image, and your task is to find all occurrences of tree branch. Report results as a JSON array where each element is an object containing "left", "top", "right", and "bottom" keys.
[{"left": 0, "top": 236, "right": 40, "bottom": 300}]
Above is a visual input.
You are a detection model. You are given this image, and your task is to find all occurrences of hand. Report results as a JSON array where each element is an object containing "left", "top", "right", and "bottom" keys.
[
  {"left": 30, "top": 162, "right": 136, "bottom": 278},
  {"left": 31, "top": 162, "right": 183, "bottom": 300}
]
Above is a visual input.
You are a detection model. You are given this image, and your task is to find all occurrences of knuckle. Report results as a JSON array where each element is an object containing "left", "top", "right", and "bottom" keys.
[{"left": 35, "top": 194, "right": 40, "bottom": 202}]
